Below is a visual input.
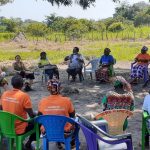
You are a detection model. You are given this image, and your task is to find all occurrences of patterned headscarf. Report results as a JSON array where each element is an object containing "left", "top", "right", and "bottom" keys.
[
  {"left": 47, "top": 79, "right": 61, "bottom": 94},
  {"left": 114, "top": 76, "right": 132, "bottom": 92}
]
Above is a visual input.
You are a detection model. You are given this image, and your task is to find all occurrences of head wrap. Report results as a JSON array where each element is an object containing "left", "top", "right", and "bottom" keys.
[
  {"left": 114, "top": 76, "right": 132, "bottom": 92},
  {"left": 47, "top": 79, "right": 61, "bottom": 94},
  {"left": 141, "top": 46, "right": 148, "bottom": 51}
]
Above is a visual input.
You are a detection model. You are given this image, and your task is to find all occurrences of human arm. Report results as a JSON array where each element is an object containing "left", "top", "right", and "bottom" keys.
[
  {"left": 25, "top": 108, "right": 35, "bottom": 118},
  {"left": 69, "top": 110, "right": 75, "bottom": 118},
  {"left": 38, "top": 59, "right": 51, "bottom": 68}
]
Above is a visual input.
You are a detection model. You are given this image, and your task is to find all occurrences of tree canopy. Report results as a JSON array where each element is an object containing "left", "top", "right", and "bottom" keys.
[{"left": 0, "top": 0, "right": 120, "bottom": 8}]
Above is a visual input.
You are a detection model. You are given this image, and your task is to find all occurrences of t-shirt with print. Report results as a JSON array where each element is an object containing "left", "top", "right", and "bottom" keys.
[
  {"left": 69, "top": 53, "right": 84, "bottom": 69},
  {"left": 0, "top": 89, "right": 32, "bottom": 134},
  {"left": 38, "top": 94, "right": 75, "bottom": 132}
]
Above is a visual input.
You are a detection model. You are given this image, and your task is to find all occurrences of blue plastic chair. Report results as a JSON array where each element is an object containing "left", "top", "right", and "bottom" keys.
[
  {"left": 35, "top": 115, "right": 80, "bottom": 150},
  {"left": 76, "top": 114, "right": 133, "bottom": 150}
]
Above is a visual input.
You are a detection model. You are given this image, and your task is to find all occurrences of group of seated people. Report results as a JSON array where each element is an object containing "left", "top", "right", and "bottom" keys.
[
  {"left": 0, "top": 75, "right": 76, "bottom": 149},
  {"left": 0, "top": 45, "right": 150, "bottom": 149}
]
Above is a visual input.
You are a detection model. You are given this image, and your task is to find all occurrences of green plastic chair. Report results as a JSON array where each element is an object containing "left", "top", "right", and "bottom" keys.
[
  {"left": 142, "top": 111, "right": 150, "bottom": 150},
  {"left": 0, "top": 110, "right": 36, "bottom": 150}
]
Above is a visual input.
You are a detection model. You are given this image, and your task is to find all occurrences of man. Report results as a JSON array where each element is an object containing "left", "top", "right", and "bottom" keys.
[
  {"left": 0, "top": 75, "right": 35, "bottom": 149},
  {"left": 64, "top": 47, "right": 84, "bottom": 82},
  {"left": 38, "top": 79, "right": 75, "bottom": 149}
]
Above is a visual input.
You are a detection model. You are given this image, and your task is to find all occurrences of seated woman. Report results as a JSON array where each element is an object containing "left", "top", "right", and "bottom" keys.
[
  {"left": 12, "top": 55, "right": 35, "bottom": 91},
  {"left": 95, "top": 48, "right": 115, "bottom": 82},
  {"left": 130, "top": 46, "right": 150, "bottom": 84},
  {"left": 38, "top": 52, "right": 59, "bottom": 79},
  {"left": 64, "top": 47, "right": 84, "bottom": 82},
  {"left": 101, "top": 76, "right": 134, "bottom": 130},
  {"left": 0, "top": 67, "right": 8, "bottom": 95}
]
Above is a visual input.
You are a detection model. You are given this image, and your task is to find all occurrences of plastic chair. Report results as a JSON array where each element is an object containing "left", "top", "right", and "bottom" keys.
[
  {"left": 35, "top": 115, "right": 80, "bottom": 150},
  {"left": 142, "top": 111, "right": 150, "bottom": 150},
  {"left": 105, "top": 95, "right": 134, "bottom": 111},
  {"left": 76, "top": 114, "right": 133, "bottom": 150},
  {"left": 95, "top": 109, "right": 133, "bottom": 135},
  {"left": 0, "top": 111, "right": 36, "bottom": 150},
  {"left": 131, "top": 62, "right": 149, "bottom": 83},
  {"left": 84, "top": 58, "right": 99, "bottom": 79}
]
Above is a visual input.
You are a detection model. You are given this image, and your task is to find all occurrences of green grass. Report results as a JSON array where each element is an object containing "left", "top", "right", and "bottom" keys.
[{"left": 0, "top": 41, "right": 148, "bottom": 64}]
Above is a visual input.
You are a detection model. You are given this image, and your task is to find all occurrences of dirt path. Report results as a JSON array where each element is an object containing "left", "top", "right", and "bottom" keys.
[{"left": 2, "top": 61, "right": 150, "bottom": 149}]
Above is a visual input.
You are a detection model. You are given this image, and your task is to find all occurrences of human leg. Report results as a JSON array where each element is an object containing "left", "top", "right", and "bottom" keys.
[
  {"left": 45, "top": 69, "right": 54, "bottom": 79},
  {"left": 67, "top": 68, "right": 76, "bottom": 81}
]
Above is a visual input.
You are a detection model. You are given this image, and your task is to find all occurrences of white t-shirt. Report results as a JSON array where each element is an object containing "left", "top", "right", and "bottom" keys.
[{"left": 142, "top": 94, "right": 150, "bottom": 114}]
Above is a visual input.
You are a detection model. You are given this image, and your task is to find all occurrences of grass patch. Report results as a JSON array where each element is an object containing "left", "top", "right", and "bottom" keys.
[{"left": 0, "top": 40, "right": 148, "bottom": 64}]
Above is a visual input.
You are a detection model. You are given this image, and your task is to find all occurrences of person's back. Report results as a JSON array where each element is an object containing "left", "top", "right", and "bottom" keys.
[
  {"left": 1, "top": 89, "right": 31, "bottom": 134},
  {"left": 0, "top": 75, "right": 37, "bottom": 149},
  {"left": 38, "top": 79, "right": 75, "bottom": 130}
]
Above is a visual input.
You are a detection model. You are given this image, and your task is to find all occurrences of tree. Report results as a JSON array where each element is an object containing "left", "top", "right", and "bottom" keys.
[
  {"left": 0, "top": 0, "right": 13, "bottom": 6},
  {"left": 26, "top": 22, "right": 48, "bottom": 41},
  {"left": 0, "top": 0, "right": 121, "bottom": 9}
]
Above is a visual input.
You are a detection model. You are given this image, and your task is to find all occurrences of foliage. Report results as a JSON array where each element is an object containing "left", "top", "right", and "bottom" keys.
[
  {"left": 26, "top": 22, "right": 48, "bottom": 38},
  {"left": 0, "top": 0, "right": 13, "bottom": 6},
  {"left": 108, "top": 22, "right": 124, "bottom": 32}
]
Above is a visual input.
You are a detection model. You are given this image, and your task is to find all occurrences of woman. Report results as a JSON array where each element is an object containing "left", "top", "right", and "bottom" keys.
[
  {"left": 95, "top": 48, "right": 115, "bottom": 82},
  {"left": 38, "top": 52, "right": 59, "bottom": 79},
  {"left": 101, "top": 76, "right": 134, "bottom": 131},
  {"left": 0, "top": 67, "right": 8, "bottom": 94},
  {"left": 130, "top": 46, "right": 150, "bottom": 84},
  {"left": 12, "top": 55, "right": 35, "bottom": 91}
]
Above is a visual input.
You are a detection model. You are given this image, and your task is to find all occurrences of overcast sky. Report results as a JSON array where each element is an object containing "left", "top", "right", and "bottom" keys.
[{"left": 0, "top": 0, "right": 149, "bottom": 21}]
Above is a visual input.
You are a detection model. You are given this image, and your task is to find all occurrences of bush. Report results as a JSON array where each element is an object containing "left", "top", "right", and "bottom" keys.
[{"left": 108, "top": 22, "right": 124, "bottom": 32}]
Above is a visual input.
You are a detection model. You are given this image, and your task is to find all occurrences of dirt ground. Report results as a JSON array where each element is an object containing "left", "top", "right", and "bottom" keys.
[{"left": 1, "top": 61, "right": 150, "bottom": 150}]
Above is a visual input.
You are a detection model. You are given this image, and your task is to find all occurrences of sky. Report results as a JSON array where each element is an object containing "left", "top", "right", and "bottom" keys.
[{"left": 0, "top": 0, "right": 149, "bottom": 22}]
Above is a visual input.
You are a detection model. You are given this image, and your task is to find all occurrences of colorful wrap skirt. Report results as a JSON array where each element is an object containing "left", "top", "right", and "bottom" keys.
[{"left": 131, "top": 64, "right": 147, "bottom": 79}]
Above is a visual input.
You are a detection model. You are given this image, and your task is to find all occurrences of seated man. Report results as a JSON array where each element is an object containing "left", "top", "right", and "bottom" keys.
[
  {"left": 101, "top": 76, "right": 134, "bottom": 130},
  {"left": 64, "top": 47, "right": 84, "bottom": 82},
  {"left": 12, "top": 55, "right": 35, "bottom": 91},
  {"left": 0, "top": 75, "right": 36, "bottom": 149},
  {"left": 38, "top": 51, "right": 59, "bottom": 79},
  {"left": 38, "top": 79, "right": 75, "bottom": 149},
  {"left": 95, "top": 48, "right": 115, "bottom": 82}
]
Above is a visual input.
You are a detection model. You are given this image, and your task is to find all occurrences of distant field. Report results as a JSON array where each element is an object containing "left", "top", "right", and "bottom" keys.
[{"left": 0, "top": 39, "right": 149, "bottom": 64}]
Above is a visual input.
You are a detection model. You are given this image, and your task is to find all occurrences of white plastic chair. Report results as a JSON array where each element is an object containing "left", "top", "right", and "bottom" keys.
[{"left": 84, "top": 58, "right": 99, "bottom": 79}]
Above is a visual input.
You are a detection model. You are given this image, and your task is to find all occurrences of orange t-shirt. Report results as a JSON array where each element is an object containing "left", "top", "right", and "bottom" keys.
[
  {"left": 135, "top": 53, "right": 150, "bottom": 65},
  {"left": 38, "top": 94, "right": 75, "bottom": 132},
  {"left": 0, "top": 89, "right": 32, "bottom": 134}
]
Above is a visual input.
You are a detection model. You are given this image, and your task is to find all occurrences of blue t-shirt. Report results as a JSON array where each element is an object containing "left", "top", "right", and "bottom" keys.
[{"left": 100, "top": 55, "right": 114, "bottom": 65}]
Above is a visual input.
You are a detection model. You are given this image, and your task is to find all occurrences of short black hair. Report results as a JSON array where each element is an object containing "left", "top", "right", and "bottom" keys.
[
  {"left": 40, "top": 51, "right": 46, "bottom": 56},
  {"left": 74, "top": 47, "right": 79, "bottom": 52},
  {"left": 15, "top": 55, "right": 21, "bottom": 59},
  {"left": 11, "top": 75, "right": 24, "bottom": 89}
]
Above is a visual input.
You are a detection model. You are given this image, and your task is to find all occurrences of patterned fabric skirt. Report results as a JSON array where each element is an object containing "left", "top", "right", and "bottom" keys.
[
  {"left": 131, "top": 64, "right": 147, "bottom": 79},
  {"left": 95, "top": 67, "right": 109, "bottom": 82}
]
